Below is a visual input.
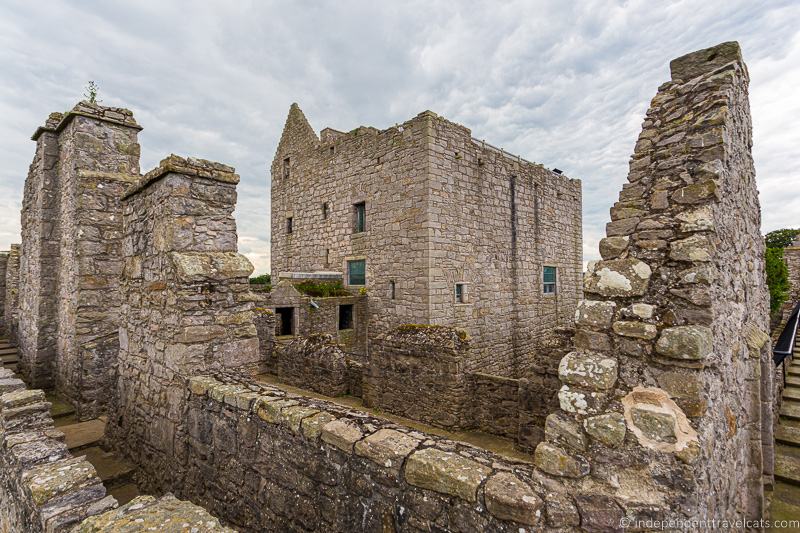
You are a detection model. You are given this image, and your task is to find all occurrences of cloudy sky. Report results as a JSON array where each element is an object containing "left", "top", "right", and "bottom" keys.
[{"left": 0, "top": 0, "right": 798, "bottom": 275}]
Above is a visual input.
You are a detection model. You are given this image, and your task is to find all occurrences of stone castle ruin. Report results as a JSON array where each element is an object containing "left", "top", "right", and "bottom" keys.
[{"left": 0, "top": 41, "right": 785, "bottom": 531}]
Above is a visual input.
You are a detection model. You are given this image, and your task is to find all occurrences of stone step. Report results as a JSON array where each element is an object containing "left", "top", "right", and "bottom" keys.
[
  {"left": 788, "top": 366, "right": 800, "bottom": 377},
  {"left": 776, "top": 454, "right": 800, "bottom": 486},
  {"left": 784, "top": 387, "right": 800, "bottom": 402},
  {"left": 79, "top": 446, "right": 136, "bottom": 485},
  {"left": 787, "top": 376, "right": 800, "bottom": 387},
  {"left": 776, "top": 425, "right": 800, "bottom": 447},
  {"left": 48, "top": 394, "right": 76, "bottom": 419},
  {"left": 0, "top": 354, "right": 19, "bottom": 363},
  {"left": 61, "top": 418, "right": 106, "bottom": 450},
  {"left": 109, "top": 482, "right": 141, "bottom": 506},
  {"left": 0, "top": 347, "right": 18, "bottom": 355}
]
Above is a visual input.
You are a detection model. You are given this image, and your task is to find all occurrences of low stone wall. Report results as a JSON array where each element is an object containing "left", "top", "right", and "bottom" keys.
[
  {"left": 276, "top": 334, "right": 350, "bottom": 396},
  {"left": 181, "top": 373, "right": 581, "bottom": 531},
  {"left": 253, "top": 306, "right": 277, "bottom": 373},
  {"left": 0, "top": 252, "right": 7, "bottom": 335},
  {"left": 468, "top": 372, "right": 519, "bottom": 439},
  {"left": 365, "top": 325, "right": 471, "bottom": 430}
]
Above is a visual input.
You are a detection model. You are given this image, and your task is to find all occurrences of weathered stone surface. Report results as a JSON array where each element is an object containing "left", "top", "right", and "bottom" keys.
[
  {"left": 584, "top": 258, "right": 652, "bottom": 297},
  {"left": 669, "top": 234, "right": 715, "bottom": 262},
  {"left": 404, "top": 447, "right": 491, "bottom": 502},
  {"left": 558, "top": 351, "right": 618, "bottom": 390},
  {"left": 671, "top": 180, "right": 718, "bottom": 204},
  {"left": 670, "top": 41, "right": 742, "bottom": 81},
  {"left": 656, "top": 371, "right": 706, "bottom": 417},
  {"left": 574, "top": 494, "right": 624, "bottom": 533},
  {"left": 584, "top": 412, "right": 626, "bottom": 448},
  {"left": 545, "top": 491, "right": 580, "bottom": 527},
  {"left": 300, "top": 411, "right": 337, "bottom": 440},
  {"left": 676, "top": 206, "right": 714, "bottom": 232},
  {"left": 629, "top": 303, "right": 654, "bottom": 319},
  {"left": 599, "top": 236, "right": 629, "bottom": 259},
  {"left": 558, "top": 385, "right": 609, "bottom": 415},
  {"left": 484, "top": 472, "right": 544, "bottom": 526},
  {"left": 545, "top": 413, "right": 587, "bottom": 451},
  {"left": 170, "top": 251, "right": 254, "bottom": 281},
  {"left": 655, "top": 325, "right": 712, "bottom": 360},
  {"left": 574, "top": 300, "right": 616, "bottom": 330},
  {"left": 612, "top": 320, "right": 658, "bottom": 340},
  {"left": 533, "top": 442, "right": 589, "bottom": 478},
  {"left": 320, "top": 418, "right": 363, "bottom": 452},
  {"left": 354, "top": 428, "right": 420, "bottom": 472}
]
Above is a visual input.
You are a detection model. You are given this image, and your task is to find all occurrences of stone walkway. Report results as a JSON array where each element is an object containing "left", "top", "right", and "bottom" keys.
[
  {"left": 0, "top": 338, "right": 140, "bottom": 505},
  {"left": 769, "top": 333, "right": 800, "bottom": 528}
]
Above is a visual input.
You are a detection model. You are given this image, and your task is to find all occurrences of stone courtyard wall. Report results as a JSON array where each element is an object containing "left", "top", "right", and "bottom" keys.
[
  {"left": 276, "top": 334, "right": 351, "bottom": 396},
  {"left": 4, "top": 244, "right": 20, "bottom": 345},
  {"left": 0, "top": 252, "right": 7, "bottom": 335}
]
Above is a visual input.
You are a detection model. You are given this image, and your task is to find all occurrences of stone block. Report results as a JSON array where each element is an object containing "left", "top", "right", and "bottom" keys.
[
  {"left": 583, "top": 412, "right": 626, "bottom": 447},
  {"left": 354, "top": 428, "right": 420, "bottom": 472},
  {"left": 612, "top": 320, "right": 657, "bottom": 340},
  {"left": 404, "top": 447, "right": 491, "bottom": 502},
  {"left": 558, "top": 385, "right": 609, "bottom": 416},
  {"left": 544, "top": 413, "right": 587, "bottom": 451},
  {"left": 599, "top": 236, "right": 629, "bottom": 260},
  {"left": 584, "top": 258, "right": 651, "bottom": 297},
  {"left": 574, "top": 300, "right": 616, "bottom": 330},
  {"left": 669, "top": 234, "right": 714, "bottom": 262},
  {"left": 574, "top": 494, "right": 624, "bottom": 533},
  {"left": 558, "top": 352, "right": 618, "bottom": 390},
  {"left": 301, "top": 411, "right": 337, "bottom": 440},
  {"left": 484, "top": 472, "right": 544, "bottom": 526},
  {"left": 533, "top": 442, "right": 589, "bottom": 478},
  {"left": 321, "top": 419, "right": 363, "bottom": 452},
  {"left": 655, "top": 325, "right": 712, "bottom": 361}
]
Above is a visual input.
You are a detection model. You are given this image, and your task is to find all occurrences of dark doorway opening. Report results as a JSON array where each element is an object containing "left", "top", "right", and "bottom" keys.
[
  {"left": 276, "top": 307, "right": 294, "bottom": 336},
  {"left": 338, "top": 304, "right": 354, "bottom": 330}
]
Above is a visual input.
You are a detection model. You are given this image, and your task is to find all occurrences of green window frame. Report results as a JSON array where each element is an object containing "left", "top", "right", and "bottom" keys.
[
  {"left": 543, "top": 266, "right": 557, "bottom": 294},
  {"left": 348, "top": 259, "right": 366, "bottom": 286},
  {"left": 353, "top": 202, "right": 366, "bottom": 233}
]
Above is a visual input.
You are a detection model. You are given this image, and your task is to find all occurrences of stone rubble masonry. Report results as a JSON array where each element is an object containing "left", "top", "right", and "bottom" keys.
[
  {"left": 276, "top": 334, "right": 351, "bottom": 396},
  {"left": 533, "top": 41, "right": 773, "bottom": 522},
  {"left": 0, "top": 366, "right": 232, "bottom": 532},
  {"left": 0, "top": 252, "right": 8, "bottom": 335},
  {"left": 17, "top": 101, "right": 142, "bottom": 420},
  {"left": 270, "top": 103, "right": 582, "bottom": 379},
  {"left": 785, "top": 237, "right": 800, "bottom": 304},
  {"left": 106, "top": 154, "right": 259, "bottom": 489},
  {"left": 4, "top": 244, "right": 21, "bottom": 345}
]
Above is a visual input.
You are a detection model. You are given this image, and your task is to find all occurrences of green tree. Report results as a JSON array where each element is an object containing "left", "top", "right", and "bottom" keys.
[
  {"left": 765, "top": 245, "right": 790, "bottom": 313},
  {"left": 765, "top": 228, "right": 800, "bottom": 249},
  {"left": 249, "top": 274, "right": 271, "bottom": 285}
]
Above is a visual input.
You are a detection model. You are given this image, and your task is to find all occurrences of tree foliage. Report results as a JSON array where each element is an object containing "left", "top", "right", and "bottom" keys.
[
  {"left": 766, "top": 247, "right": 790, "bottom": 313},
  {"left": 249, "top": 274, "right": 271, "bottom": 285},
  {"left": 765, "top": 228, "right": 800, "bottom": 249}
]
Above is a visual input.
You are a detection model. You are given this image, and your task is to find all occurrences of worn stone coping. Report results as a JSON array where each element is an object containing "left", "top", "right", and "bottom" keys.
[
  {"left": 188, "top": 373, "right": 560, "bottom": 526},
  {"left": 122, "top": 154, "right": 239, "bottom": 200},
  {"left": 31, "top": 103, "right": 142, "bottom": 141}
]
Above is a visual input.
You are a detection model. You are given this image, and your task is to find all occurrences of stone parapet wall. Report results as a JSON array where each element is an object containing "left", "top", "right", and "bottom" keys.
[
  {"left": 530, "top": 42, "right": 772, "bottom": 523},
  {"left": 180, "top": 373, "right": 585, "bottom": 531},
  {"left": 276, "top": 334, "right": 350, "bottom": 396},
  {"left": 786, "top": 245, "right": 800, "bottom": 304},
  {"left": 4, "top": 244, "right": 20, "bottom": 345}
]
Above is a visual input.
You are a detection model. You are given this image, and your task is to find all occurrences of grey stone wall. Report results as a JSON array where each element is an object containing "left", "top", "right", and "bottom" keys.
[
  {"left": 276, "top": 334, "right": 350, "bottom": 396},
  {"left": 365, "top": 325, "right": 472, "bottom": 429},
  {"left": 468, "top": 372, "right": 519, "bottom": 439},
  {"left": 18, "top": 112, "right": 62, "bottom": 389},
  {"left": 270, "top": 105, "right": 582, "bottom": 378},
  {"left": 253, "top": 306, "right": 277, "bottom": 372},
  {"left": 532, "top": 41, "right": 772, "bottom": 524},
  {"left": 107, "top": 154, "right": 258, "bottom": 488},
  {"left": 0, "top": 252, "right": 7, "bottom": 335},
  {"left": 785, "top": 242, "right": 800, "bottom": 304},
  {"left": 4, "top": 244, "right": 20, "bottom": 345}
]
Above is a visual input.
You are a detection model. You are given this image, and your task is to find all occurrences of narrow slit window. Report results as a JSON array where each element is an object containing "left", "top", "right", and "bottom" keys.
[
  {"left": 348, "top": 259, "right": 366, "bottom": 286},
  {"left": 390, "top": 280, "right": 396, "bottom": 300},
  {"left": 325, "top": 248, "right": 330, "bottom": 266},
  {"left": 283, "top": 157, "right": 290, "bottom": 178},
  {"left": 353, "top": 202, "right": 366, "bottom": 233},
  {"left": 455, "top": 283, "right": 466, "bottom": 303},
  {"left": 286, "top": 217, "right": 293, "bottom": 234},
  {"left": 543, "top": 266, "right": 557, "bottom": 294},
  {"left": 338, "top": 304, "right": 353, "bottom": 330},
  {"left": 322, "top": 202, "right": 329, "bottom": 219}
]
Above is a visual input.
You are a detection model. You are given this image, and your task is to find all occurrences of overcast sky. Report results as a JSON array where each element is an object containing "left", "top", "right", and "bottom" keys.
[{"left": 1, "top": 0, "right": 798, "bottom": 275}]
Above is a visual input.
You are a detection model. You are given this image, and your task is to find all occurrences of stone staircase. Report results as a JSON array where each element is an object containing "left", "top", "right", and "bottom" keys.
[
  {"left": 770, "top": 334, "right": 800, "bottom": 525},
  {"left": 0, "top": 338, "right": 140, "bottom": 505}
]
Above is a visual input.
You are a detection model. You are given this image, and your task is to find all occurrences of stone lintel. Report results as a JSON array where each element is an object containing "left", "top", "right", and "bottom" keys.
[
  {"left": 669, "top": 41, "right": 742, "bottom": 82},
  {"left": 123, "top": 154, "right": 239, "bottom": 200}
]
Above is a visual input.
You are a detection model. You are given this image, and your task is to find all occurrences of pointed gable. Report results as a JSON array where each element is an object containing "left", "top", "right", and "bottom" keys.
[{"left": 274, "top": 103, "right": 319, "bottom": 161}]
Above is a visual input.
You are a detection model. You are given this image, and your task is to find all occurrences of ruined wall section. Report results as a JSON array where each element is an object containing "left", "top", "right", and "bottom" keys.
[
  {"left": 531, "top": 42, "right": 770, "bottom": 524},
  {"left": 4, "top": 244, "right": 20, "bottom": 345},
  {"left": 19, "top": 113, "right": 62, "bottom": 388},
  {"left": 271, "top": 106, "right": 432, "bottom": 337},
  {"left": 52, "top": 104, "right": 141, "bottom": 420},
  {"left": 0, "top": 252, "right": 7, "bottom": 335},
  {"left": 107, "top": 155, "right": 258, "bottom": 488},
  {"left": 426, "top": 116, "right": 583, "bottom": 377},
  {"left": 786, "top": 238, "right": 800, "bottom": 304}
]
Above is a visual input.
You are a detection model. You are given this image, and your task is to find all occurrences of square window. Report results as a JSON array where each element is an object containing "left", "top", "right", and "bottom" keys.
[
  {"left": 286, "top": 217, "right": 293, "bottom": 234},
  {"left": 543, "top": 266, "right": 557, "bottom": 294},
  {"left": 353, "top": 202, "right": 366, "bottom": 233},
  {"left": 455, "top": 283, "right": 466, "bottom": 303},
  {"left": 283, "top": 157, "right": 290, "bottom": 178},
  {"left": 348, "top": 259, "right": 366, "bottom": 286},
  {"left": 338, "top": 304, "right": 353, "bottom": 330}
]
